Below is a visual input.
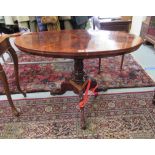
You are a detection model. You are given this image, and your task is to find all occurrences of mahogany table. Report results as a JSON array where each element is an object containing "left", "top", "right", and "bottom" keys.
[{"left": 15, "top": 30, "right": 143, "bottom": 129}]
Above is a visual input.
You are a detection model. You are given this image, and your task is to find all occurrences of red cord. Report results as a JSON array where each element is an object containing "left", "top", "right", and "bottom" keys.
[{"left": 79, "top": 80, "right": 98, "bottom": 108}]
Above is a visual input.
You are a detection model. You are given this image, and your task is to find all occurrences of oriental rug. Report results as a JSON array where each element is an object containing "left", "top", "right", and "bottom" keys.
[
  {"left": 0, "top": 91, "right": 155, "bottom": 138},
  {"left": 1, "top": 50, "right": 155, "bottom": 94}
]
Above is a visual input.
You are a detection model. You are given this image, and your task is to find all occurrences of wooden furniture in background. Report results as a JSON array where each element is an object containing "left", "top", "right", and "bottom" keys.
[
  {"left": 0, "top": 34, "right": 26, "bottom": 116},
  {"left": 15, "top": 30, "right": 143, "bottom": 129},
  {"left": 140, "top": 16, "right": 155, "bottom": 47},
  {"left": 93, "top": 16, "right": 132, "bottom": 32},
  {"left": 93, "top": 16, "right": 132, "bottom": 73}
]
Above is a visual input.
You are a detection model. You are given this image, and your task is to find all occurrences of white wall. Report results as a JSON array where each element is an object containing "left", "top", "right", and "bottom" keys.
[{"left": 130, "top": 16, "right": 146, "bottom": 36}]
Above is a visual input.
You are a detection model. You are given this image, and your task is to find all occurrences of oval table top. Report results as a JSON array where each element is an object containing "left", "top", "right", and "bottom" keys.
[{"left": 15, "top": 30, "right": 143, "bottom": 59}]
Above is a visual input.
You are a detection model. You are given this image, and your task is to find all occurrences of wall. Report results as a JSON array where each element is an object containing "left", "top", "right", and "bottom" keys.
[{"left": 130, "top": 16, "right": 146, "bottom": 36}]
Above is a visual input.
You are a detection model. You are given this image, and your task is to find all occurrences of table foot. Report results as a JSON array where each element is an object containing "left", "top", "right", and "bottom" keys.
[
  {"left": 18, "top": 87, "right": 27, "bottom": 97},
  {"left": 50, "top": 81, "right": 74, "bottom": 95},
  {"left": 12, "top": 108, "right": 20, "bottom": 117},
  {"left": 96, "top": 87, "right": 108, "bottom": 92}
]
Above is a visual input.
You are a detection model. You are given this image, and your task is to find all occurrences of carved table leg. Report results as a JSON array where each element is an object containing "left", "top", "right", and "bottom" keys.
[
  {"left": 80, "top": 107, "right": 86, "bottom": 129},
  {"left": 0, "top": 64, "right": 19, "bottom": 116},
  {"left": 79, "top": 89, "right": 86, "bottom": 129},
  {"left": 8, "top": 47, "right": 26, "bottom": 97},
  {"left": 50, "top": 58, "right": 85, "bottom": 95},
  {"left": 73, "top": 59, "right": 88, "bottom": 129},
  {"left": 73, "top": 59, "right": 85, "bottom": 84}
]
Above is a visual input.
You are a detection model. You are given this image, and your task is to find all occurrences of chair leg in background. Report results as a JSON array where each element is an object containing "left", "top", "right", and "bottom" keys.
[
  {"left": 0, "top": 65, "right": 19, "bottom": 116},
  {"left": 1, "top": 55, "right": 5, "bottom": 63},
  {"left": 8, "top": 47, "right": 26, "bottom": 97},
  {"left": 98, "top": 58, "right": 101, "bottom": 74},
  {"left": 120, "top": 54, "right": 125, "bottom": 71}
]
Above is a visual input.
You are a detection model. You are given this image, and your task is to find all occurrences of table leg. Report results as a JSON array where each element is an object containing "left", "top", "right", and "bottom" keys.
[
  {"left": 98, "top": 58, "right": 101, "bottom": 74},
  {"left": 80, "top": 107, "right": 86, "bottom": 129},
  {"left": 120, "top": 54, "right": 125, "bottom": 71},
  {"left": 0, "top": 64, "right": 19, "bottom": 116},
  {"left": 8, "top": 47, "right": 26, "bottom": 97}
]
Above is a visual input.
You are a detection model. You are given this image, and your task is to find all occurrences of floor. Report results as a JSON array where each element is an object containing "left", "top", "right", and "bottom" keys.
[{"left": 0, "top": 42, "right": 155, "bottom": 101}]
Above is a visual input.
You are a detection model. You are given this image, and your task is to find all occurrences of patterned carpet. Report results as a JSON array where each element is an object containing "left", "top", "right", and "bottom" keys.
[
  {"left": 1, "top": 50, "right": 155, "bottom": 94},
  {"left": 0, "top": 91, "right": 155, "bottom": 138}
]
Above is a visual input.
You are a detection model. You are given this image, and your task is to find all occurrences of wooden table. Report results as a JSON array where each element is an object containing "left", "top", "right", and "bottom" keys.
[{"left": 15, "top": 30, "right": 143, "bottom": 129}]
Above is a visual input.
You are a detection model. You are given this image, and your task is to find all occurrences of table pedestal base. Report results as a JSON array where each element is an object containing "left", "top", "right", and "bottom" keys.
[{"left": 50, "top": 58, "right": 107, "bottom": 129}]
